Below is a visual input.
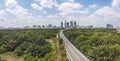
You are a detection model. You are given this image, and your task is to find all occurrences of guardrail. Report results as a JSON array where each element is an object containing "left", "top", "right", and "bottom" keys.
[{"left": 60, "top": 30, "right": 90, "bottom": 61}]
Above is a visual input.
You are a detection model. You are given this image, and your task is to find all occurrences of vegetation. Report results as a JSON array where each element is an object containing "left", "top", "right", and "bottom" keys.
[
  {"left": 0, "top": 56, "right": 6, "bottom": 61},
  {"left": 0, "top": 29, "right": 61, "bottom": 61},
  {"left": 0, "top": 52, "right": 24, "bottom": 61},
  {"left": 57, "top": 38, "right": 68, "bottom": 61},
  {"left": 64, "top": 28, "right": 120, "bottom": 61}
]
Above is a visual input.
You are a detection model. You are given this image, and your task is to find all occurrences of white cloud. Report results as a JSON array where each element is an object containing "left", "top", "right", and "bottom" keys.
[
  {"left": 34, "top": 0, "right": 59, "bottom": 8},
  {"left": 6, "top": 5, "right": 29, "bottom": 18},
  {"left": 0, "top": 17, "right": 6, "bottom": 22},
  {"left": 112, "top": 0, "right": 120, "bottom": 8},
  {"left": 75, "top": 0, "right": 120, "bottom": 27},
  {"left": 5, "top": 0, "right": 17, "bottom": 8},
  {"left": 67, "top": 0, "right": 74, "bottom": 2},
  {"left": 88, "top": 4, "right": 98, "bottom": 9},
  {"left": 31, "top": 0, "right": 59, "bottom": 13},
  {"left": 93, "top": 6, "right": 120, "bottom": 18},
  {"left": 0, "top": 10, "right": 7, "bottom": 17},
  {"left": 0, "top": 0, "right": 120, "bottom": 28},
  {"left": 58, "top": 2, "right": 83, "bottom": 15},
  {"left": 4, "top": 0, "right": 30, "bottom": 18},
  {"left": 0, "top": 16, "right": 10, "bottom": 27},
  {"left": 40, "top": 0, "right": 53, "bottom": 8},
  {"left": 31, "top": 3, "right": 48, "bottom": 14},
  {"left": 66, "top": 16, "right": 79, "bottom": 21},
  {"left": 78, "top": 5, "right": 120, "bottom": 27},
  {"left": 31, "top": 3, "right": 43, "bottom": 11},
  {"left": 79, "top": 8, "right": 89, "bottom": 14}
]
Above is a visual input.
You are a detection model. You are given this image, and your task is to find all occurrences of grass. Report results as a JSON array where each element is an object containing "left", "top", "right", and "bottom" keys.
[
  {"left": 0, "top": 38, "right": 68, "bottom": 61},
  {"left": 0, "top": 52, "right": 24, "bottom": 61}
]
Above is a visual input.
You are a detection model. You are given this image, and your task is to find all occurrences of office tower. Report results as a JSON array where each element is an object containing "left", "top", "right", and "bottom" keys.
[
  {"left": 42, "top": 25, "right": 45, "bottom": 28},
  {"left": 64, "top": 20, "right": 67, "bottom": 28},
  {"left": 89, "top": 25, "right": 93, "bottom": 28},
  {"left": 106, "top": 24, "right": 113, "bottom": 29},
  {"left": 70, "top": 21, "right": 73, "bottom": 28},
  {"left": 48, "top": 24, "right": 52, "bottom": 28},
  {"left": 74, "top": 21, "right": 77, "bottom": 28},
  {"left": 61, "top": 22, "right": 63, "bottom": 28},
  {"left": 67, "top": 22, "right": 69, "bottom": 28}
]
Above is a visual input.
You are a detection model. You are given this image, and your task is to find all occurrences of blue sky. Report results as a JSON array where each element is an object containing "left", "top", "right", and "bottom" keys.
[
  {"left": 0, "top": 0, "right": 120, "bottom": 28},
  {"left": 16, "top": 0, "right": 112, "bottom": 15}
]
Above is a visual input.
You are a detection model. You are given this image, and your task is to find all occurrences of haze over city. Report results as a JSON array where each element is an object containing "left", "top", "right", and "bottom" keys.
[{"left": 0, "top": 0, "right": 120, "bottom": 28}]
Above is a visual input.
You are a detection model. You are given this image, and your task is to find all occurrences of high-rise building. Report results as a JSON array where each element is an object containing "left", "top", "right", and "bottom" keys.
[
  {"left": 74, "top": 21, "right": 77, "bottom": 28},
  {"left": 70, "top": 21, "right": 73, "bottom": 28},
  {"left": 106, "top": 24, "right": 113, "bottom": 29},
  {"left": 48, "top": 24, "right": 52, "bottom": 28},
  {"left": 89, "top": 25, "right": 93, "bottom": 28},
  {"left": 42, "top": 25, "right": 45, "bottom": 28},
  {"left": 61, "top": 22, "right": 63, "bottom": 28},
  {"left": 66, "top": 22, "right": 69, "bottom": 28},
  {"left": 64, "top": 20, "right": 67, "bottom": 28}
]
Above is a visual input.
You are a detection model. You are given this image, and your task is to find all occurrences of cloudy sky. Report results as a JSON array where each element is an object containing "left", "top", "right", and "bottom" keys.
[{"left": 0, "top": 0, "right": 120, "bottom": 28}]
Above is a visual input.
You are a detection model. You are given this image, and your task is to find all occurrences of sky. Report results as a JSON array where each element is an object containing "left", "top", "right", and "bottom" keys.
[{"left": 0, "top": 0, "right": 120, "bottom": 28}]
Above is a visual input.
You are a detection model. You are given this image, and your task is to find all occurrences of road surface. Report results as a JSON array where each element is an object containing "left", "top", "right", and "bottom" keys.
[{"left": 60, "top": 30, "right": 89, "bottom": 61}]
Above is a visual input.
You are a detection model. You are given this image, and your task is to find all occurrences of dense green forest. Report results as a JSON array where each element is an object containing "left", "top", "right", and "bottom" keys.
[
  {"left": 64, "top": 28, "right": 120, "bottom": 61},
  {"left": 0, "top": 29, "right": 68, "bottom": 61}
]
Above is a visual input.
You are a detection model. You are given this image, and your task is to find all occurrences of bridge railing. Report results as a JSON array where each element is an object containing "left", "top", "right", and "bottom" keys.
[{"left": 60, "top": 30, "right": 90, "bottom": 61}]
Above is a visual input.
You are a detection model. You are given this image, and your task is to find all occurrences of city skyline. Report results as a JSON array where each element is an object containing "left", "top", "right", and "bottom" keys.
[{"left": 0, "top": 0, "right": 120, "bottom": 28}]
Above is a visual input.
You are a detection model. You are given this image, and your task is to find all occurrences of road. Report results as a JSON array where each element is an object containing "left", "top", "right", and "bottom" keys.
[{"left": 60, "top": 30, "right": 90, "bottom": 61}]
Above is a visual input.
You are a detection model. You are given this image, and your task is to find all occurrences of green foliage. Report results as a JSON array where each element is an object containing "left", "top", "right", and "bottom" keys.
[
  {"left": 0, "top": 29, "right": 59, "bottom": 61},
  {"left": 58, "top": 38, "right": 68, "bottom": 61},
  {"left": 0, "top": 56, "right": 6, "bottom": 61},
  {"left": 64, "top": 28, "right": 120, "bottom": 61},
  {"left": 58, "top": 38, "right": 63, "bottom": 44}
]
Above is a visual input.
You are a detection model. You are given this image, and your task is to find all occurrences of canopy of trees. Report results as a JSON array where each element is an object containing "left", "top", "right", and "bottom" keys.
[
  {"left": 64, "top": 28, "right": 120, "bottom": 61},
  {"left": 0, "top": 29, "right": 59, "bottom": 61}
]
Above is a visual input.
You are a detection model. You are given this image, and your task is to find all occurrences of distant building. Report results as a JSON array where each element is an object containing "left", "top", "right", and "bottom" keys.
[
  {"left": 70, "top": 21, "right": 73, "bottom": 28},
  {"left": 106, "top": 24, "right": 113, "bottom": 29},
  {"left": 33, "top": 25, "right": 37, "bottom": 28},
  {"left": 38, "top": 25, "right": 41, "bottom": 28},
  {"left": 33, "top": 25, "right": 41, "bottom": 28},
  {"left": 74, "top": 21, "right": 77, "bottom": 28},
  {"left": 24, "top": 26, "right": 30, "bottom": 29},
  {"left": 66, "top": 22, "right": 69, "bottom": 28},
  {"left": 48, "top": 24, "right": 52, "bottom": 28},
  {"left": 62, "top": 20, "right": 77, "bottom": 29},
  {"left": 90, "top": 25, "right": 93, "bottom": 28},
  {"left": 61, "top": 22, "right": 63, "bottom": 28},
  {"left": 42, "top": 25, "right": 45, "bottom": 28},
  {"left": 64, "top": 20, "right": 67, "bottom": 28},
  {"left": 88, "top": 25, "right": 93, "bottom": 28}
]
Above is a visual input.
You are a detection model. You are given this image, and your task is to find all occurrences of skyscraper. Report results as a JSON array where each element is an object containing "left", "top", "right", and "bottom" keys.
[
  {"left": 74, "top": 21, "right": 77, "bottom": 28},
  {"left": 61, "top": 22, "right": 63, "bottom": 28},
  {"left": 64, "top": 20, "right": 67, "bottom": 28},
  {"left": 70, "top": 21, "right": 73, "bottom": 28},
  {"left": 66, "top": 22, "right": 69, "bottom": 28}
]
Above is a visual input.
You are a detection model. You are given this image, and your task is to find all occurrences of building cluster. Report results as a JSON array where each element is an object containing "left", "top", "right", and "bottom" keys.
[
  {"left": 61, "top": 21, "right": 77, "bottom": 28},
  {"left": 31, "top": 24, "right": 57, "bottom": 29},
  {"left": 0, "top": 22, "right": 116, "bottom": 30},
  {"left": 106, "top": 24, "right": 113, "bottom": 29}
]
